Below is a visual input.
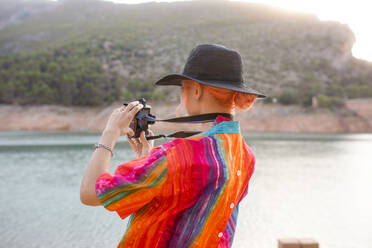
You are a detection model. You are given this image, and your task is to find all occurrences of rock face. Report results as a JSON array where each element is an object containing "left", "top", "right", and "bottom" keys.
[
  {"left": 345, "top": 99, "right": 372, "bottom": 131},
  {"left": 1, "top": 99, "right": 371, "bottom": 133}
]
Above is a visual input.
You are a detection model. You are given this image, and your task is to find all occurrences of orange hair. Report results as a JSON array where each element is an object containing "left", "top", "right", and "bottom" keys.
[{"left": 201, "top": 84, "right": 257, "bottom": 111}]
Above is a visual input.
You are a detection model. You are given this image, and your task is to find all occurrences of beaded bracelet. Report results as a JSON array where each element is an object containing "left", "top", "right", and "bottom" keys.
[{"left": 94, "top": 143, "right": 114, "bottom": 157}]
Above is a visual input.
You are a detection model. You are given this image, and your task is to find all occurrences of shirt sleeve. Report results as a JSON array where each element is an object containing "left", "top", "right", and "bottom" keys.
[{"left": 95, "top": 146, "right": 168, "bottom": 219}]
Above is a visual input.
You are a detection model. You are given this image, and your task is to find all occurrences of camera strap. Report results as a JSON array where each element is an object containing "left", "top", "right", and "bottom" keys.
[{"left": 146, "top": 112, "right": 234, "bottom": 140}]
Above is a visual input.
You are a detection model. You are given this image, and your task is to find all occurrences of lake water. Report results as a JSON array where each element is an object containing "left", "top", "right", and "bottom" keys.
[{"left": 0, "top": 131, "right": 371, "bottom": 248}]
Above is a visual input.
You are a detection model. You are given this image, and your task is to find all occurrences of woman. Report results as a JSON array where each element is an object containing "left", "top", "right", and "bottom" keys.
[{"left": 80, "top": 44, "right": 266, "bottom": 248}]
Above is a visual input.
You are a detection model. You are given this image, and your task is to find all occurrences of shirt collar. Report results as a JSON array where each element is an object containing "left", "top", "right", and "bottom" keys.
[
  {"left": 213, "top": 114, "right": 233, "bottom": 126},
  {"left": 200, "top": 114, "right": 240, "bottom": 136}
]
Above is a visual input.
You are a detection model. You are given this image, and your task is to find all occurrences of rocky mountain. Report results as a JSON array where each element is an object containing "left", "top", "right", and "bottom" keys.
[
  {"left": 0, "top": 0, "right": 56, "bottom": 30},
  {"left": 0, "top": 0, "right": 371, "bottom": 106}
]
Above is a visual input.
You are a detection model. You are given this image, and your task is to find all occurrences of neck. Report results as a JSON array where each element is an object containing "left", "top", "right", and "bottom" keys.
[
  {"left": 198, "top": 90, "right": 235, "bottom": 115},
  {"left": 197, "top": 104, "right": 234, "bottom": 130},
  {"left": 198, "top": 102, "right": 234, "bottom": 116}
]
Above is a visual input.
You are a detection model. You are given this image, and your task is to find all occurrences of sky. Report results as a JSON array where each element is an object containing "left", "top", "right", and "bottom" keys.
[{"left": 102, "top": 0, "right": 372, "bottom": 62}]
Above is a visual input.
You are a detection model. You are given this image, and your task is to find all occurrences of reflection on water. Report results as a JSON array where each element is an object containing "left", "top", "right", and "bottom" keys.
[{"left": 0, "top": 131, "right": 371, "bottom": 248}]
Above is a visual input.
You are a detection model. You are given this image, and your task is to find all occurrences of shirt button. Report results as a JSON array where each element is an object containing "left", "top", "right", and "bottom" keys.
[
  {"left": 218, "top": 232, "right": 223, "bottom": 238},
  {"left": 237, "top": 170, "right": 241, "bottom": 176},
  {"left": 230, "top": 203, "right": 234, "bottom": 208}
]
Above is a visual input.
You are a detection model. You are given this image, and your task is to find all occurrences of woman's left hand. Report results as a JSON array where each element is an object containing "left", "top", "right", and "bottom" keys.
[{"left": 127, "top": 129, "right": 155, "bottom": 159}]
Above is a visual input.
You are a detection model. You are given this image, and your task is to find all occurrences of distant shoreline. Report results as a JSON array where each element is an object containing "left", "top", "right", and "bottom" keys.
[{"left": 1, "top": 99, "right": 371, "bottom": 134}]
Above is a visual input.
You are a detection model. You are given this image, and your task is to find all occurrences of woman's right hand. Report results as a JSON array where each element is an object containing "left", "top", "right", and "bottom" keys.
[{"left": 104, "top": 101, "right": 144, "bottom": 138}]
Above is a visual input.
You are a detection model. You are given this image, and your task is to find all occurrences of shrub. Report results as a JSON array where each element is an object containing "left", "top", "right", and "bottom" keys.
[
  {"left": 263, "top": 96, "right": 273, "bottom": 104},
  {"left": 278, "top": 92, "right": 301, "bottom": 105},
  {"left": 0, "top": 42, "right": 121, "bottom": 106},
  {"left": 317, "top": 95, "right": 345, "bottom": 109},
  {"left": 345, "top": 85, "right": 372, "bottom": 98}
]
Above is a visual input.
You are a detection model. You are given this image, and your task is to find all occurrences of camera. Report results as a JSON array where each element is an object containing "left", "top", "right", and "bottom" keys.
[
  {"left": 125, "top": 98, "right": 156, "bottom": 139},
  {"left": 124, "top": 98, "right": 230, "bottom": 141}
]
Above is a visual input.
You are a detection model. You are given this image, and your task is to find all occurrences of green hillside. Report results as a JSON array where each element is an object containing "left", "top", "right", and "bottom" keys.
[{"left": 0, "top": 0, "right": 372, "bottom": 107}]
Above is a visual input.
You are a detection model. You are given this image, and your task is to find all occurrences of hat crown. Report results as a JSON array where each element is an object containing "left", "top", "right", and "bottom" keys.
[
  {"left": 182, "top": 44, "right": 243, "bottom": 84},
  {"left": 154, "top": 43, "right": 266, "bottom": 98}
]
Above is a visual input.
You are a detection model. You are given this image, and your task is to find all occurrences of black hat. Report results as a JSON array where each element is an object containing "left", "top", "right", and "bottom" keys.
[{"left": 154, "top": 44, "right": 266, "bottom": 98}]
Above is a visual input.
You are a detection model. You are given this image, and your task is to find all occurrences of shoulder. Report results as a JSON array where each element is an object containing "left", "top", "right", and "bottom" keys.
[
  {"left": 158, "top": 136, "right": 210, "bottom": 153},
  {"left": 157, "top": 134, "right": 247, "bottom": 161}
]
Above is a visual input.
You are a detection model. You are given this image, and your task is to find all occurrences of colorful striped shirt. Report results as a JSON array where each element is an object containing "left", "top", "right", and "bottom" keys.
[{"left": 95, "top": 115, "right": 256, "bottom": 248}]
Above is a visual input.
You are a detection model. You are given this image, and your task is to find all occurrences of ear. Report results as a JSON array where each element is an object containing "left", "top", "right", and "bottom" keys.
[{"left": 191, "top": 81, "right": 203, "bottom": 100}]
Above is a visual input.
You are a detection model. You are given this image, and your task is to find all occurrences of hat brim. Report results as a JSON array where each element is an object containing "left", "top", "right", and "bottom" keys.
[{"left": 154, "top": 74, "right": 266, "bottom": 98}]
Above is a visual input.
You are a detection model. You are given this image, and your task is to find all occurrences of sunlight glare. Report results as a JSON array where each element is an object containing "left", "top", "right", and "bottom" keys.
[{"left": 232, "top": 0, "right": 372, "bottom": 61}]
